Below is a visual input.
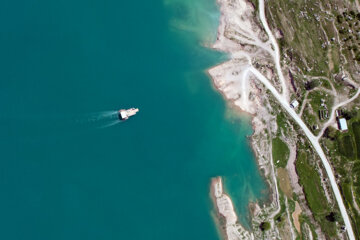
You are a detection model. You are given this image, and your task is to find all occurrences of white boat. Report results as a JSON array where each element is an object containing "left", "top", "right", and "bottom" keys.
[{"left": 118, "top": 108, "right": 139, "bottom": 120}]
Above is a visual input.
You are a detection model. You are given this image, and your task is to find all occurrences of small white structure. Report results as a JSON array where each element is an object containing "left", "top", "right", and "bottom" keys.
[
  {"left": 338, "top": 118, "right": 348, "bottom": 131},
  {"left": 290, "top": 100, "right": 299, "bottom": 109}
]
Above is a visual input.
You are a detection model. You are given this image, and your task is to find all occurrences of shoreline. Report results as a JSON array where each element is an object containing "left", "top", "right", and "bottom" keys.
[
  {"left": 205, "top": 0, "right": 360, "bottom": 238},
  {"left": 206, "top": 0, "right": 280, "bottom": 239},
  {"left": 206, "top": 62, "right": 273, "bottom": 209},
  {"left": 210, "top": 177, "right": 254, "bottom": 240}
]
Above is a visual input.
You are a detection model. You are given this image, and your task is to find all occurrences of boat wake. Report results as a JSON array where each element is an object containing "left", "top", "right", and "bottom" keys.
[
  {"left": 98, "top": 120, "right": 122, "bottom": 129},
  {"left": 76, "top": 111, "right": 123, "bottom": 129}
]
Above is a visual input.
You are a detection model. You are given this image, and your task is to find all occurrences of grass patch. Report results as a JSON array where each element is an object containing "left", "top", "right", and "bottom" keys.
[
  {"left": 308, "top": 90, "right": 334, "bottom": 118},
  {"left": 337, "top": 134, "right": 355, "bottom": 159},
  {"left": 266, "top": 0, "right": 330, "bottom": 75},
  {"left": 276, "top": 112, "right": 288, "bottom": 134},
  {"left": 274, "top": 191, "right": 287, "bottom": 226},
  {"left": 273, "top": 137, "right": 290, "bottom": 168},
  {"left": 342, "top": 181, "right": 360, "bottom": 237},
  {"left": 302, "top": 106, "right": 320, "bottom": 135},
  {"left": 322, "top": 115, "right": 360, "bottom": 238},
  {"left": 296, "top": 151, "right": 338, "bottom": 237},
  {"left": 299, "top": 214, "right": 318, "bottom": 239},
  {"left": 352, "top": 122, "right": 360, "bottom": 159},
  {"left": 318, "top": 78, "right": 333, "bottom": 90}
]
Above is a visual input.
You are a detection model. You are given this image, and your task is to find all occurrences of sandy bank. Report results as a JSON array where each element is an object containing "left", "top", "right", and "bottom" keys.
[
  {"left": 211, "top": 177, "right": 254, "bottom": 240},
  {"left": 207, "top": 0, "right": 287, "bottom": 239}
]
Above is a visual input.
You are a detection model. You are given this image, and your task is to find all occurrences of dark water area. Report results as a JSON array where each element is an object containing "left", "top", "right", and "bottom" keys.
[{"left": 0, "top": 0, "right": 268, "bottom": 239}]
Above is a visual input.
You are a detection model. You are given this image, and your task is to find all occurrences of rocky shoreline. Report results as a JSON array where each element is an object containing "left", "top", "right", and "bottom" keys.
[
  {"left": 207, "top": 0, "right": 286, "bottom": 239},
  {"left": 210, "top": 177, "right": 254, "bottom": 240}
]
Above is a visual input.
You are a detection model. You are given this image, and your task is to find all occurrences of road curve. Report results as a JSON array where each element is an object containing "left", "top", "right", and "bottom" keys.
[
  {"left": 249, "top": 67, "right": 356, "bottom": 240},
  {"left": 317, "top": 88, "right": 360, "bottom": 140},
  {"left": 258, "top": 0, "right": 289, "bottom": 100}
]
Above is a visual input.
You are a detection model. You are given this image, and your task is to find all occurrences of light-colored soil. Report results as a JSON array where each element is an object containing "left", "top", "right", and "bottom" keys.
[
  {"left": 210, "top": 177, "right": 254, "bottom": 240},
  {"left": 277, "top": 168, "right": 293, "bottom": 199},
  {"left": 292, "top": 201, "right": 302, "bottom": 234}
]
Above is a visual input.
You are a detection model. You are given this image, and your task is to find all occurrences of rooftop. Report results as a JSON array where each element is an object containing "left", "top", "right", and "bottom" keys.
[{"left": 338, "top": 118, "right": 348, "bottom": 131}]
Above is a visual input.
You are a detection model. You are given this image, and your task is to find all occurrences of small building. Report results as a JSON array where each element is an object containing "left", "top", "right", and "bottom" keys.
[
  {"left": 290, "top": 100, "right": 299, "bottom": 109},
  {"left": 337, "top": 118, "right": 348, "bottom": 131}
]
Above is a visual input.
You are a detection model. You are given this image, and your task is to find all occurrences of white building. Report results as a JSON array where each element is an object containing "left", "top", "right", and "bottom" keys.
[
  {"left": 290, "top": 100, "right": 299, "bottom": 108},
  {"left": 338, "top": 118, "right": 348, "bottom": 131}
]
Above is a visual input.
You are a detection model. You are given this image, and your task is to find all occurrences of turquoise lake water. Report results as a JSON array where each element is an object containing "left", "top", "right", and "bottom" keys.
[{"left": 0, "top": 0, "right": 268, "bottom": 239}]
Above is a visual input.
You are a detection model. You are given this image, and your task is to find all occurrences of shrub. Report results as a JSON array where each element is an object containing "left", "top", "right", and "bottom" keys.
[{"left": 260, "top": 222, "right": 271, "bottom": 231}]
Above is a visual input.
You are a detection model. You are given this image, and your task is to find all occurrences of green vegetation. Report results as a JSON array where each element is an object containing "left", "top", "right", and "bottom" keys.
[
  {"left": 301, "top": 89, "right": 334, "bottom": 135},
  {"left": 272, "top": 138, "right": 290, "bottom": 168},
  {"left": 274, "top": 191, "right": 288, "bottom": 230},
  {"left": 334, "top": 8, "right": 360, "bottom": 76},
  {"left": 296, "top": 152, "right": 327, "bottom": 212},
  {"left": 302, "top": 105, "right": 320, "bottom": 135},
  {"left": 341, "top": 180, "right": 360, "bottom": 237},
  {"left": 353, "top": 122, "right": 360, "bottom": 159},
  {"left": 259, "top": 221, "right": 271, "bottom": 231},
  {"left": 308, "top": 90, "right": 334, "bottom": 120},
  {"left": 330, "top": 46, "right": 341, "bottom": 73},
  {"left": 296, "top": 150, "right": 339, "bottom": 237},
  {"left": 304, "top": 80, "right": 320, "bottom": 90},
  {"left": 266, "top": 0, "right": 332, "bottom": 76},
  {"left": 337, "top": 134, "right": 355, "bottom": 159},
  {"left": 276, "top": 112, "right": 288, "bottom": 134},
  {"left": 265, "top": 0, "right": 360, "bottom": 237},
  {"left": 337, "top": 10, "right": 360, "bottom": 63},
  {"left": 322, "top": 110, "right": 360, "bottom": 237},
  {"left": 319, "top": 79, "right": 333, "bottom": 90},
  {"left": 299, "top": 215, "right": 318, "bottom": 239}
]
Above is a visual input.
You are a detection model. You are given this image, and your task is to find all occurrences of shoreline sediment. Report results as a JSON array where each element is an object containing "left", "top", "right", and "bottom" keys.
[
  {"left": 210, "top": 177, "right": 254, "bottom": 240},
  {"left": 207, "top": 0, "right": 281, "bottom": 239}
]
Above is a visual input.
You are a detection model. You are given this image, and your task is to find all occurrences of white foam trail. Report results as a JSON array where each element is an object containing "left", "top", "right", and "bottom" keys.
[
  {"left": 87, "top": 111, "right": 117, "bottom": 121},
  {"left": 98, "top": 120, "right": 122, "bottom": 129},
  {"left": 76, "top": 111, "right": 117, "bottom": 123},
  {"left": 73, "top": 110, "right": 123, "bottom": 129}
]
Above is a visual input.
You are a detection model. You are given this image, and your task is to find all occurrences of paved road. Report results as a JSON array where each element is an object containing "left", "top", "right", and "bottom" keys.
[
  {"left": 256, "top": 0, "right": 356, "bottom": 238},
  {"left": 249, "top": 66, "right": 356, "bottom": 240},
  {"left": 258, "top": 0, "right": 288, "bottom": 100}
]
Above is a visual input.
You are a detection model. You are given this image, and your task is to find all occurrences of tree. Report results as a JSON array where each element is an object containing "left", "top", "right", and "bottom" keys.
[
  {"left": 343, "top": 109, "right": 357, "bottom": 120},
  {"left": 259, "top": 222, "right": 271, "bottom": 231},
  {"left": 326, "top": 212, "right": 339, "bottom": 222},
  {"left": 356, "top": 54, "right": 360, "bottom": 61},
  {"left": 323, "top": 127, "right": 337, "bottom": 140},
  {"left": 305, "top": 80, "right": 319, "bottom": 90},
  {"left": 337, "top": 15, "right": 344, "bottom": 23}
]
